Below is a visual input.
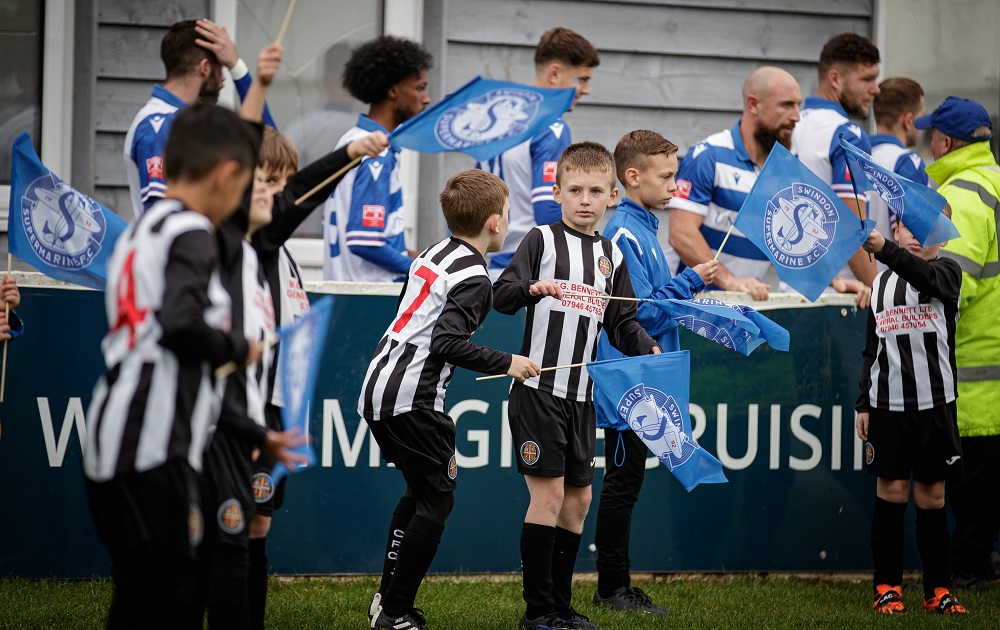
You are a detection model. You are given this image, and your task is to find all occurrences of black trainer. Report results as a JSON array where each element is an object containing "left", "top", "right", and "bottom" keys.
[
  {"left": 372, "top": 609, "right": 426, "bottom": 630},
  {"left": 592, "top": 586, "right": 669, "bottom": 615},
  {"left": 518, "top": 612, "right": 572, "bottom": 630},
  {"left": 558, "top": 606, "right": 605, "bottom": 629}
]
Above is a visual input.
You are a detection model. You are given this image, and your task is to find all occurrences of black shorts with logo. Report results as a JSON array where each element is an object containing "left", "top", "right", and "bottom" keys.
[
  {"left": 251, "top": 403, "right": 288, "bottom": 517},
  {"left": 367, "top": 407, "right": 458, "bottom": 494},
  {"left": 508, "top": 382, "right": 596, "bottom": 487},
  {"left": 864, "top": 401, "right": 964, "bottom": 484},
  {"left": 200, "top": 428, "right": 254, "bottom": 549}
]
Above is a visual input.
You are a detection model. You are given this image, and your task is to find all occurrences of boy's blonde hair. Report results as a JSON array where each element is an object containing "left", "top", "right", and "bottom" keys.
[
  {"left": 613, "top": 130, "right": 678, "bottom": 187},
  {"left": 259, "top": 127, "right": 298, "bottom": 174},
  {"left": 556, "top": 141, "right": 615, "bottom": 187},
  {"left": 440, "top": 170, "right": 509, "bottom": 237}
]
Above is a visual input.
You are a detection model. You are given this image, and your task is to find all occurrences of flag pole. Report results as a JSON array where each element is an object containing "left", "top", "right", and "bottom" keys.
[
  {"left": 275, "top": 0, "right": 298, "bottom": 46},
  {"left": 1, "top": 253, "right": 11, "bottom": 403},
  {"left": 476, "top": 361, "right": 588, "bottom": 382},
  {"left": 713, "top": 223, "right": 737, "bottom": 261},
  {"left": 293, "top": 156, "right": 362, "bottom": 206}
]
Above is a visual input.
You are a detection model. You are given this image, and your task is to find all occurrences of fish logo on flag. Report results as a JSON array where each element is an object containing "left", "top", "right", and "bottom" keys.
[
  {"left": 649, "top": 297, "right": 789, "bottom": 355},
  {"left": 733, "top": 144, "right": 874, "bottom": 302},
  {"left": 389, "top": 76, "right": 576, "bottom": 161},
  {"left": 9, "top": 132, "right": 127, "bottom": 290},
  {"left": 838, "top": 136, "right": 959, "bottom": 247},
  {"left": 272, "top": 296, "right": 334, "bottom": 484},
  {"left": 588, "top": 352, "right": 727, "bottom": 492}
]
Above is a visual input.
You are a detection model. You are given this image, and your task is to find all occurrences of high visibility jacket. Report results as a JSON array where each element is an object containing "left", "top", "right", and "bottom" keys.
[{"left": 929, "top": 141, "right": 1000, "bottom": 437}]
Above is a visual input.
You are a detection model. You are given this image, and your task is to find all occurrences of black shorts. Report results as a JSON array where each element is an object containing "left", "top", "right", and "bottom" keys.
[
  {"left": 251, "top": 403, "right": 288, "bottom": 517},
  {"left": 367, "top": 407, "right": 458, "bottom": 494},
  {"left": 200, "top": 429, "right": 254, "bottom": 549},
  {"left": 865, "top": 401, "right": 964, "bottom": 484},
  {"left": 508, "top": 383, "right": 596, "bottom": 487}
]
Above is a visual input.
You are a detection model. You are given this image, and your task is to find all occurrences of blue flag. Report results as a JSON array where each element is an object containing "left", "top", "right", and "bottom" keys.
[
  {"left": 388, "top": 76, "right": 576, "bottom": 161},
  {"left": 732, "top": 144, "right": 875, "bottom": 302},
  {"left": 8, "top": 132, "right": 127, "bottom": 290},
  {"left": 272, "top": 296, "right": 334, "bottom": 483},
  {"left": 588, "top": 352, "right": 728, "bottom": 492},
  {"left": 838, "top": 136, "right": 960, "bottom": 247},
  {"left": 649, "top": 296, "right": 789, "bottom": 355}
]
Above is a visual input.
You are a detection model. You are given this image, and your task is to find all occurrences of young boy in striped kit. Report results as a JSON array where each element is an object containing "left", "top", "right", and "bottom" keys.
[
  {"left": 493, "top": 142, "right": 660, "bottom": 630},
  {"left": 856, "top": 214, "right": 968, "bottom": 615},
  {"left": 361, "top": 170, "right": 540, "bottom": 630}
]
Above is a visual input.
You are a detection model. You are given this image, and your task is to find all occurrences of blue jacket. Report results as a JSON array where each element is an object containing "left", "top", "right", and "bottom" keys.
[{"left": 595, "top": 197, "right": 704, "bottom": 430}]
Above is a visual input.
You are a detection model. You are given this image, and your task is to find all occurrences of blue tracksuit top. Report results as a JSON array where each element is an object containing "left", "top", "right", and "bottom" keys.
[{"left": 595, "top": 197, "right": 704, "bottom": 430}]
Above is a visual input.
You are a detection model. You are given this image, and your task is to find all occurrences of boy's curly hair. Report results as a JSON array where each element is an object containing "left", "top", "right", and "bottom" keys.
[{"left": 342, "top": 36, "right": 433, "bottom": 104}]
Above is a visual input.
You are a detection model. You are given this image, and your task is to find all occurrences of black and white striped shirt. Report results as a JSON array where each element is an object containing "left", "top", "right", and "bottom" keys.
[
  {"left": 359, "top": 237, "right": 512, "bottom": 421},
  {"left": 493, "top": 222, "right": 657, "bottom": 401},
  {"left": 858, "top": 241, "right": 962, "bottom": 412},
  {"left": 84, "top": 199, "right": 247, "bottom": 482}
]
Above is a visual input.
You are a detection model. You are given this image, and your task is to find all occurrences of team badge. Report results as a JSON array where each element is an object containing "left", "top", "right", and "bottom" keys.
[
  {"left": 19, "top": 173, "right": 110, "bottom": 272},
  {"left": 597, "top": 255, "right": 613, "bottom": 278},
  {"left": 217, "top": 499, "right": 245, "bottom": 535},
  {"left": 251, "top": 473, "right": 274, "bottom": 504},
  {"left": 858, "top": 158, "right": 905, "bottom": 216},
  {"left": 762, "top": 183, "right": 838, "bottom": 269},
  {"left": 865, "top": 442, "right": 875, "bottom": 466},
  {"left": 188, "top": 503, "right": 204, "bottom": 547},
  {"left": 520, "top": 441, "right": 540, "bottom": 466},
  {"left": 435, "top": 89, "right": 542, "bottom": 151},
  {"left": 447, "top": 455, "right": 458, "bottom": 480},
  {"left": 617, "top": 383, "right": 697, "bottom": 471},
  {"left": 673, "top": 297, "right": 751, "bottom": 350}
]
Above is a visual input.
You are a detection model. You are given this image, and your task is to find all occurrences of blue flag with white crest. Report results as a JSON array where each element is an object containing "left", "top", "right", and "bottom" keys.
[
  {"left": 838, "top": 136, "right": 960, "bottom": 247},
  {"left": 8, "top": 132, "right": 127, "bottom": 290},
  {"left": 272, "top": 296, "right": 334, "bottom": 484},
  {"left": 388, "top": 76, "right": 576, "bottom": 161},
  {"left": 650, "top": 296, "right": 789, "bottom": 355},
  {"left": 588, "top": 352, "right": 727, "bottom": 492},
  {"left": 732, "top": 144, "right": 875, "bottom": 302}
]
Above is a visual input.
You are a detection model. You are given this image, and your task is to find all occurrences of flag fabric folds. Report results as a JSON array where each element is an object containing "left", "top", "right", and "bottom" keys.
[
  {"left": 8, "top": 132, "right": 128, "bottom": 290},
  {"left": 272, "top": 296, "right": 334, "bottom": 483},
  {"left": 588, "top": 351, "right": 728, "bottom": 492},
  {"left": 388, "top": 76, "right": 576, "bottom": 161},
  {"left": 649, "top": 296, "right": 789, "bottom": 355},
  {"left": 732, "top": 144, "right": 875, "bottom": 302},
  {"left": 838, "top": 136, "right": 960, "bottom": 246}
]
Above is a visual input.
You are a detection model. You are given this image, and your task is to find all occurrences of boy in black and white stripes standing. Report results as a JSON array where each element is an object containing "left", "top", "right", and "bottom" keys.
[{"left": 856, "top": 214, "right": 968, "bottom": 616}]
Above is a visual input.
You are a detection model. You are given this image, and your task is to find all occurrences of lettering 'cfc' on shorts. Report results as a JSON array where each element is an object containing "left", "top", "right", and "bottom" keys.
[
  {"left": 367, "top": 407, "right": 458, "bottom": 494},
  {"left": 508, "top": 382, "right": 596, "bottom": 487},
  {"left": 864, "top": 401, "right": 964, "bottom": 484}
]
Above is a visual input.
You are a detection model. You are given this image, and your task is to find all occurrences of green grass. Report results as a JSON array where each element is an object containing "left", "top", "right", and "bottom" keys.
[{"left": 1, "top": 573, "right": 998, "bottom": 629}]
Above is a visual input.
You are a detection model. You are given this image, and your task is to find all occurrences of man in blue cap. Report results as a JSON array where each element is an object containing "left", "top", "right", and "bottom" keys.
[{"left": 916, "top": 96, "right": 1000, "bottom": 590}]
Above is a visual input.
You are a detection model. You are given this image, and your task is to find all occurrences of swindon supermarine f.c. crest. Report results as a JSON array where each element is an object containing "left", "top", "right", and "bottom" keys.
[
  {"left": 20, "top": 173, "right": 109, "bottom": 270},
  {"left": 617, "top": 383, "right": 697, "bottom": 471},
  {"left": 763, "top": 183, "right": 838, "bottom": 269},
  {"left": 435, "top": 89, "right": 542, "bottom": 151},
  {"left": 672, "top": 297, "right": 751, "bottom": 350},
  {"left": 859, "top": 159, "right": 905, "bottom": 217}
]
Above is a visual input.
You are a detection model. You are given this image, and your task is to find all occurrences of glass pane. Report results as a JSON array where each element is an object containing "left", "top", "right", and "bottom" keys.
[
  {"left": 237, "top": 0, "right": 381, "bottom": 237},
  {"left": 0, "top": 2, "right": 44, "bottom": 185}
]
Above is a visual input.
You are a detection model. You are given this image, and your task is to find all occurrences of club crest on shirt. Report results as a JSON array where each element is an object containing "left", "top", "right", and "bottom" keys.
[
  {"left": 520, "top": 441, "right": 540, "bottom": 466},
  {"left": 763, "top": 183, "right": 838, "bottom": 269},
  {"left": 617, "top": 383, "right": 697, "bottom": 471},
  {"left": 865, "top": 442, "right": 875, "bottom": 466},
  {"left": 435, "top": 89, "right": 541, "bottom": 151},
  {"left": 217, "top": 499, "right": 245, "bottom": 535},
  {"left": 447, "top": 454, "right": 458, "bottom": 480},
  {"left": 597, "top": 255, "right": 613, "bottom": 278},
  {"left": 859, "top": 159, "right": 905, "bottom": 216},
  {"left": 20, "top": 173, "right": 110, "bottom": 271},
  {"left": 189, "top": 503, "right": 204, "bottom": 547},
  {"left": 251, "top": 473, "right": 274, "bottom": 503}
]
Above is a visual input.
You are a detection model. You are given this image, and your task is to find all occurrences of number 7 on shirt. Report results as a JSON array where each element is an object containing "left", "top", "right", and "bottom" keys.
[{"left": 392, "top": 266, "right": 439, "bottom": 333}]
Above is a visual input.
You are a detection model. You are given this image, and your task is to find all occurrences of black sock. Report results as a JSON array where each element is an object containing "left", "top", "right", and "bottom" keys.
[
  {"left": 916, "top": 506, "right": 951, "bottom": 598},
  {"left": 552, "top": 527, "right": 582, "bottom": 614},
  {"left": 595, "top": 509, "right": 631, "bottom": 597},
  {"left": 380, "top": 497, "right": 416, "bottom": 596},
  {"left": 207, "top": 544, "right": 250, "bottom": 629},
  {"left": 381, "top": 516, "right": 444, "bottom": 618},
  {"left": 521, "top": 523, "right": 557, "bottom": 619},
  {"left": 248, "top": 537, "right": 267, "bottom": 630},
  {"left": 871, "top": 497, "right": 907, "bottom": 592}
]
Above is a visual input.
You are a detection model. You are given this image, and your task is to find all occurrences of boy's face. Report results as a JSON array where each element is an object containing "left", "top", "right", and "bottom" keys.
[
  {"left": 208, "top": 162, "right": 253, "bottom": 226},
  {"left": 553, "top": 63, "right": 593, "bottom": 111},
  {"left": 894, "top": 220, "right": 940, "bottom": 261},
  {"left": 487, "top": 198, "right": 511, "bottom": 253},
  {"left": 554, "top": 168, "right": 618, "bottom": 235},
  {"left": 249, "top": 164, "right": 292, "bottom": 231},
  {"left": 630, "top": 152, "right": 678, "bottom": 211}
]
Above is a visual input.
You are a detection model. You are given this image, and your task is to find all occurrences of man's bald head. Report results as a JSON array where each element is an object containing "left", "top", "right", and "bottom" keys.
[{"left": 743, "top": 66, "right": 798, "bottom": 105}]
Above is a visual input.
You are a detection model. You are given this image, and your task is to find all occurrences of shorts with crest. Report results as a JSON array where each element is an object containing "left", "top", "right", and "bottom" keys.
[
  {"left": 367, "top": 408, "right": 458, "bottom": 494},
  {"left": 250, "top": 403, "right": 288, "bottom": 517},
  {"left": 508, "top": 382, "right": 596, "bottom": 486},
  {"left": 864, "top": 401, "right": 964, "bottom": 484}
]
